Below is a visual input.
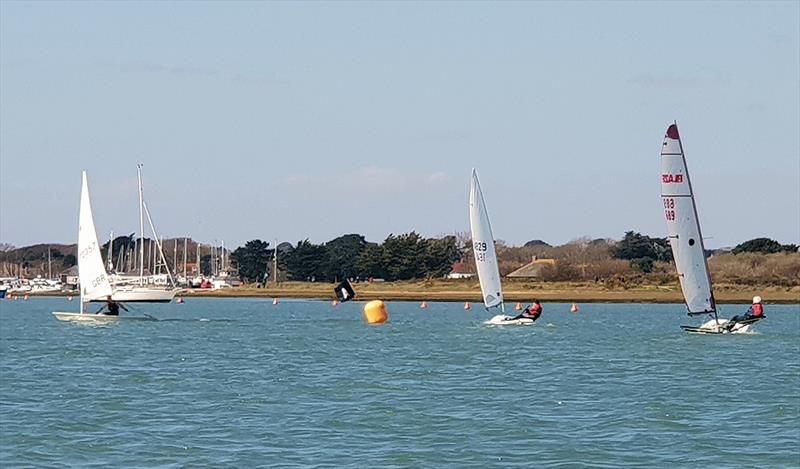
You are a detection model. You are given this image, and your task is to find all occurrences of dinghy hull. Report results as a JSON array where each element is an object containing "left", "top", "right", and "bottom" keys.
[
  {"left": 52, "top": 312, "right": 156, "bottom": 322},
  {"left": 484, "top": 314, "right": 534, "bottom": 326},
  {"left": 681, "top": 318, "right": 755, "bottom": 334}
]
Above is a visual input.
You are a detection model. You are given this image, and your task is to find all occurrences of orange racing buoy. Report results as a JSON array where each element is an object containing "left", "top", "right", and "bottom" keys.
[
  {"left": 464, "top": 301, "right": 471, "bottom": 311},
  {"left": 515, "top": 302, "right": 522, "bottom": 311},
  {"left": 332, "top": 299, "right": 339, "bottom": 307},
  {"left": 420, "top": 301, "right": 428, "bottom": 309},
  {"left": 570, "top": 303, "right": 579, "bottom": 313},
  {"left": 23, "top": 294, "right": 29, "bottom": 300},
  {"left": 272, "top": 298, "right": 279, "bottom": 305},
  {"left": 363, "top": 300, "right": 388, "bottom": 324},
  {"left": 176, "top": 297, "right": 184, "bottom": 304},
  {"left": 67, "top": 295, "right": 73, "bottom": 301}
]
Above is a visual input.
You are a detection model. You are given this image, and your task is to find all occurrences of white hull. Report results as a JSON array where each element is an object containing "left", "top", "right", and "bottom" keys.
[
  {"left": 484, "top": 314, "right": 534, "bottom": 326},
  {"left": 52, "top": 312, "right": 157, "bottom": 322},
  {"left": 91, "top": 287, "right": 179, "bottom": 303},
  {"left": 682, "top": 318, "right": 752, "bottom": 334}
]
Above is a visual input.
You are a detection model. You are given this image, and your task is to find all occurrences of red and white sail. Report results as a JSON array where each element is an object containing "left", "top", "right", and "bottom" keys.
[
  {"left": 660, "top": 124, "right": 715, "bottom": 314},
  {"left": 469, "top": 169, "right": 503, "bottom": 310}
]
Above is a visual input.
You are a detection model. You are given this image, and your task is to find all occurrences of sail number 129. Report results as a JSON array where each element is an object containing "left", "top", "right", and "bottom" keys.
[
  {"left": 474, "top": 241, "right": 487, "bottom": 262},
  {"left": 663, "top": 197, "right": 676, "bottom": 221}
]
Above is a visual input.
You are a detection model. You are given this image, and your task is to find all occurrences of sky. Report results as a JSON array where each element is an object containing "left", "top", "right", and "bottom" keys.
[{"left": 1, "top": 1, "right": 798, "bottom": 250}]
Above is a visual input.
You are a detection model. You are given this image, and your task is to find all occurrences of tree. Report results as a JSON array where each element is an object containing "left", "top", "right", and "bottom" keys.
[
  {"left": 200, "top": 254, "right": 213, "bottom": 276},
  {"left": 63, "top": 254, "right": 77, "bottom": 267},
  {"left": 423, "top": 235, "right": 462, "bottom": 278},
  {"left": 230, "top": 239, "right": 271, "bottom": 283},
  {"left": 732, "top": 237, "right": 793, "bottom": 254},
  {"left": 524, "top": 239, "right": 552, "bottom": 248},
  {"left": 355, "top": 243, "right": 386, "bottom": 279},
  {"left": 284, "top": 239, "right": 329, "bottom": 281},
  {"left": 382, "top": 232, "right": 426, "bottom": 280},
  {"left": 612, "top": 231, "right": 673, "bottom": 261},
  {"left": 613, "top": 231, "right": 672, "bottom": 272},
  {"left": 322, "top": 234, "right": 368, "bottom": 281}
]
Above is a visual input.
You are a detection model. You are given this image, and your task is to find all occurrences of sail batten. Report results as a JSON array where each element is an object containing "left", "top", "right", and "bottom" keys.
[
  {"left": 78, "top": 172, "right": 113, "bottom": 306},
  {"left": 469, "top": 169, "right": 503, "bottom": 309},
  {"left": 660, "top": 124, "right": 715, "bottom": 314}
]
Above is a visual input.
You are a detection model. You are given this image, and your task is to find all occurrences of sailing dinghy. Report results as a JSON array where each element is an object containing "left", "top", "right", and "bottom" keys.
[
  {"left": 660, "top": 124, "right": 758, "bottom": 334},
  {"left": 469, "top": 170, "right": 532, "bottom": 326},
  {"left": 53, "top": 172, "right": 156, "bottom": 322}
]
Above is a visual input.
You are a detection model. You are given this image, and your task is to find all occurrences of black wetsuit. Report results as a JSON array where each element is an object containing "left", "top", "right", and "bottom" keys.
[{"left": 100, "top": 302, "right": 120, "bottom": 316}]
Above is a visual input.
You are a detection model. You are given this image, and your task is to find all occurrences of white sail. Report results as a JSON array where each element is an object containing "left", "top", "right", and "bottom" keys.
[
  {"left": 469, "top": 169, "right": 503, "bottom": 309},
  {"left": 78, "top": 171, "right": 113, "bottom": 305},
  {"left": 660, "top": 124, "right": 715, "bottom": 314}
]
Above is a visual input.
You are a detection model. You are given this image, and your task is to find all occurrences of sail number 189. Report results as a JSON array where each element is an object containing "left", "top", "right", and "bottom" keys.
[{"left": 663, "top": 197, "right": 675, "bottom": 221}]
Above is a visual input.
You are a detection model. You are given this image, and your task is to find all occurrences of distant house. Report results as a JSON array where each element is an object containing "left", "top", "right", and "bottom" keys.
[
  {"left": 59, "top": 266, "right": 79, "bottom": 288},
  {"left": 507, "top": 257, "right": 556, "bottom": 278},
  {"left": 447, "top": 262, "right": 474, "bottom": 279}
]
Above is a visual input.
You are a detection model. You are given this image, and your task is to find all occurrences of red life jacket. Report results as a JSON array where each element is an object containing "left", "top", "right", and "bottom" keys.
[{"left": 751, "top": 303, "right": 763, "bottom": 317}]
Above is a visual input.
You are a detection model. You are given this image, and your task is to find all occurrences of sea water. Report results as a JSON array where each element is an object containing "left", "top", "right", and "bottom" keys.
[{"left": 1, "top": 298, "right": 798, "bottom": 468}]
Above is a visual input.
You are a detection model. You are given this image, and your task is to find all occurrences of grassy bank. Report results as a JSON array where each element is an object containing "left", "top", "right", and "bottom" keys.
[{"left": 178, "top": 280, "right": 800, "bottom": 304}]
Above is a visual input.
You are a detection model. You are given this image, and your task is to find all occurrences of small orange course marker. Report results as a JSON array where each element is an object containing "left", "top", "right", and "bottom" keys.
[
  {"left": 464, "top": 302, "right": 471, "bottom": 311},
  {"left": 570, "top": 303, "right": 579, "bottom": 313},
  {"left": 515, "top": 302, "right": 522, "bottom": 311},
  {"left": 23, "top": 294, "right": 29, "bottom": 300},
  {"left": 420, "top": 301, "right": 428, "bottom": 309},
  {"left": 272, "top": 298, "right": 279, "bottom": 305},
  {"left": 332, "top": 299, "right": 339, "bottom": 307},
  {"left": 176, "top": 297, "right": 184, "bottom": 304},
  {"left": 67, "top": 295, "right": 74, "bottom": 301}
]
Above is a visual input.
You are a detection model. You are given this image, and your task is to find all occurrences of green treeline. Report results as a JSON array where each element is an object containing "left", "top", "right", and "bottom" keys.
[{"left": 230, "top": 232, "right": 462, "bottom": 283}]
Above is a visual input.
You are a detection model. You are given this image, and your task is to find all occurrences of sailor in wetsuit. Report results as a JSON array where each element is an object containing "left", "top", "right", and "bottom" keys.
[
  {"left": 98, "top": 295, "right": 127, "bottom": 316},
  {"left": 510, "top": 300, "right": 543, "bottom": 322},
  {"left": 727, "top": 296, "right": 765, "bottom": 328}
]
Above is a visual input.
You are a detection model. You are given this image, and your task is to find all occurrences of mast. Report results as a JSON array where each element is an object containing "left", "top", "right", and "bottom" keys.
[
  {"left": 142, "top": 200, "right": 176, "bottom": 286},
  {"left": 173, "top": 238, "right": 178, "bottom": 275},
  {"left": 196, "top": 242, "right": 200, "bottom": 277},
  {"left": 137, "top": 164, "right": 145, "bottom": 286},
  {"left": 183, "top": 237, "right": 187, "bottom": 279},
  {"left": 273, "top": 238, "right": 278, "bottom": 284},
  {"left": 107, "top": 230, "right": 114, "bottom": 273},
  {"left": 48, "top": 247, "right": 52, "bottom": 279}
]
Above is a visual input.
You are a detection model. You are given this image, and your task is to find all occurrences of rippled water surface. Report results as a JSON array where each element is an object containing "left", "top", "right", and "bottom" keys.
[{"left": 1, "top": 298, "right": 798, "bottom": 467}]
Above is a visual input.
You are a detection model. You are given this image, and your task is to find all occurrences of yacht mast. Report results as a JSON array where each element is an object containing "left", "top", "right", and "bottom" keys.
[
  {"left": 137, "top": 164, "right": 145, "bottom": 286},
  {"left": 107, "top": 230, "right": 114, "bottom": 273}
]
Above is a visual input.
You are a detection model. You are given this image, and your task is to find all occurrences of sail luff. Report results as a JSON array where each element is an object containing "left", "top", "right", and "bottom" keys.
[
  {"left": 78, "top": 171, "right": 113, "bottom": 305},
  {"left": 469, "top": 169, "right": 503, "bottom": 309},
  {"left": 660, "top": 124, "right": 715, "bottom": 314}
]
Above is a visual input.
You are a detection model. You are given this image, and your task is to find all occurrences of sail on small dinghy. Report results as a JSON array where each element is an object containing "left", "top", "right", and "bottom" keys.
[
  {"left": 661, "top": 124, "right": 755, "bottom": 334},
  {"left": 469, "top": 169, "right": 532, "bottom": 326},
  {"left": 53, "top": 172, "right": 155, "bottom": 322},
  {"left": 334, "top": 279, "right": 356, "bottom": 303}
]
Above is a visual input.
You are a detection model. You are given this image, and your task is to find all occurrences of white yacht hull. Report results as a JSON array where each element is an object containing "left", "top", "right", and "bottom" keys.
[
  {"left": 484, "top": 314, "right": 534, "bottom": 326},
  {"left": 91, "top": 287, "right": 179, "bottom": 303}
]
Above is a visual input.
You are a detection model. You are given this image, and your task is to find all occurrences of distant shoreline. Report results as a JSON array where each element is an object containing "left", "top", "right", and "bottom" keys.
[{"left": 21, "top": 281, "right": 799, "bottom": 304}]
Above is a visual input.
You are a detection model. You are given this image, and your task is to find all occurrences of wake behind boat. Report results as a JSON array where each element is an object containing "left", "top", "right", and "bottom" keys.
[
  {"left": 660, "top": 123, "right": 762, "bottom": 334},
  {"left": 52, "top": 171, "right": 157, "bottom": 323}
]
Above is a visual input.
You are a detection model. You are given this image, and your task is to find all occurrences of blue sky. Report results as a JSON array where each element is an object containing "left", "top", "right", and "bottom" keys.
[{"left": 1, "top": 1, "right": 798, "bottom": 249}]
